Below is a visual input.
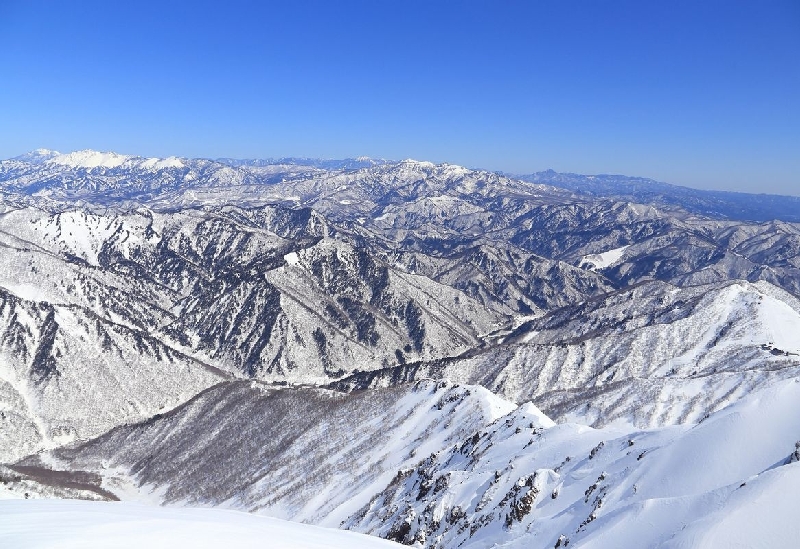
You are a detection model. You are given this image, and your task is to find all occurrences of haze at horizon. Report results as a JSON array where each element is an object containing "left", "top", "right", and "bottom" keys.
[{"left": 1, "top": 0, "right": 798, "bottom": 195}]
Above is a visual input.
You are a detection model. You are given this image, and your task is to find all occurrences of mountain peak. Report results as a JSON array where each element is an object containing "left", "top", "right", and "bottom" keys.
[
  {"left": 11, "top": 149, "right": 62, "bottom": 164},
  {"left": 398, "top": 158, "right": 436, "bottom": 168},
  {"left": 47, "top": 149, "right": 132, "bottom": 169}
]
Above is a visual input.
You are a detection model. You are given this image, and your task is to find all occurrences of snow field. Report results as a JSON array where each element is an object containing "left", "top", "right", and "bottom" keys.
[{"left": 0, "top": 499, "right": 403, "bottom": 549}]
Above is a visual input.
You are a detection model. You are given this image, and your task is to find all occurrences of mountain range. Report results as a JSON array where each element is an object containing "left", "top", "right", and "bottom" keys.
[{"left": 1, "top": 149, "right": 799, "bottom": 547}]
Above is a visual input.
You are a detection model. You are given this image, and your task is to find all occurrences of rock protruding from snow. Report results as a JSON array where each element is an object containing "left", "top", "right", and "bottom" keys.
[
  {"left": 345, "top": 379, "right": 800, "bottom": 549},
  {"left": 16, "top": 380, "right": 513, "bottom": 527}
]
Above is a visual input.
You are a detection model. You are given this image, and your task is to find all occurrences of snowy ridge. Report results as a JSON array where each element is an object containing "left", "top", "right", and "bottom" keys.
[
  {"left": 9, "top": 381, "right": 512, "bottom": 526},
  {"left": 0, "top": 284, "right": 226, "bottom": 462},
  {"left": 7, "top": 379, "right": 800, "bottom": 548},
  {"left": 336, "top": 279, "right": 800, "bottom": 428},
  {"left": 10, "top": 149, "right": 61, "bottom": 165},
  {"left": 48, "top": 150, "right": 133, "bottom": 169},
  {"left": 0, "top": 203, "right": 511, "bottom": 461},
  {"left": 344, "top": 380, "right": 800, "bottom": 548},
  {"left": 42, "top": 149, "right": 186, "bottom": 171}
]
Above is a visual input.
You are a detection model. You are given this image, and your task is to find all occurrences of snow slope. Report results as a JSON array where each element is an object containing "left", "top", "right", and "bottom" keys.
[
  {"left": 0, "top": 499, "right": 402, "bottom": 549},
  {"left": 345, "top": 379, "right": 800, "bottom": 548},
  {"left": 1, "top": 150, "right": 800, "bottom": 548},
  {"left": 0, "top": 203, "right": 509, "bottom": 461},
  {"left": 13, "top": 381, "right": 513, "bottom": 527},
  {"left": 578, "top": 245, "right": 629, "bottom": 270},
  {"left": 337, "top": 279, "right": 800, "bottom": 428},
  {"left": 10, "top": 378, "right": 800, "bottom": 548}
]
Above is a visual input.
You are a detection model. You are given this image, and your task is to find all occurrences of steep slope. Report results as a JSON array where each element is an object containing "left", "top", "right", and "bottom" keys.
[
  {"left": 345, "top": 379, "right": 800, "bottom": 548},
  {"left": 11, "top": 380, "right": 513, "bottom": 527},
  {"left": 0, "top": 285, "right": 226, "bottom": 463},
  {"left": 2, "top": 150, "right": 800, "bottom": 548},
  {"left": 0, "top": 202, "right": 507, "bottom": 462},
  {"left": 10, "top": 379, "right": 800, "bottom": 549},
  {"left": 379, "top": 244, "right": 613, "bottom": 316},
  {"left": 335, "top": 280, "right": 800, "bottom": 428},
  {"left": 5, "top": 151, "right": 800, "bottom": 301},
  {"left": 0, "top": 204, "right": 505, "bottom": 380},
  {"left": 595, "top": 219, "right": 800, "bottom": 297}
]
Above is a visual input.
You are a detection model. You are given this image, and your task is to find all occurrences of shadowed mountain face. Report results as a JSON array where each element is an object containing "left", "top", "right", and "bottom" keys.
[
  {"left": 15, "top": 380, "right": 513, "bottom": 525},
  {"left": 1, "top": 152, "right": 800, "bottom": 548},
  {"left": 0, "top": 203, "right": 509, "bottom": 461},
  {"left": 9, "top": 378, "right": 800, "bottom": 549},
  {"left": 1, "top": 154, "right": 799, "bottom": 460}
]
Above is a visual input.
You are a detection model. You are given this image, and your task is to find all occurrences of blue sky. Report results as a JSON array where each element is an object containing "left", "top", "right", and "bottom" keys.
[{"left": 1, "top": 0, "right": 798, "bottom": 195}]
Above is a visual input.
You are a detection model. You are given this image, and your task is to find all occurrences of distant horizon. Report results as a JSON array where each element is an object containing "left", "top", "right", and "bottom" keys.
[
  {"left": 1, "top": 1, "right": 797, "bottom": 196},
  {"left": 5, "top": 146, "right": 800, "bottom": 199}
]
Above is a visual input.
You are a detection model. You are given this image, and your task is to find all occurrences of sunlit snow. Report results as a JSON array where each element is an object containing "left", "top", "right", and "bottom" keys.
[
  {"left": 0, "top": 500, "right": 403, "bottom": 549},
  {"left": 48, "top": 150, "right": 132, "bottom": 169},
  {"left": 579, "top": 245, "right": 629, "bottom": 270}
]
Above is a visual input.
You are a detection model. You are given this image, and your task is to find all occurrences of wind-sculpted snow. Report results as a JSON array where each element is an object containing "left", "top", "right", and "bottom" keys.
[
  {"left": 344, "top": 379, "right": 800, "bottom": 548},
  {"left": 12, "top": 380, "right": 513, "bottom": 527},
  {"left": 335, "top": 280, "right": 800, "bottom": 428}
]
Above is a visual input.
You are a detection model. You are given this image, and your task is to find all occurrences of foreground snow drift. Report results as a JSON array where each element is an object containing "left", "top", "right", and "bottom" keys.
[{"left": 0, "top": 499, "right": 402, "bottom": 549}]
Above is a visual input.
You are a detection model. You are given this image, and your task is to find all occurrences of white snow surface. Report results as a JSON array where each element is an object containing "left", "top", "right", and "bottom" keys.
[
  {"left": 347, "top": 378, "right": 800, "bottom": 548},
  {"left": 48, "top": 150, "right": 132, "bottom": 169},
  {"left": 579, "top": 245, "right": 629, "bottom": 270},
  {"left": 416, "top": 279, "right": 800, "bottom": 428},
  {"left": 4, "top": 379, "right": 800, "bottom": 548},
  {"left": 284, "top": 251, "right": 300, "bottom": 265},
  {"left": 44, "top": 149, "right": 185, "bottom": 170},
  {"left": 25, "top": 381, "right": 515, "bottom": 527},
  {"left": 0, "top": 499, "right": 402, "bottom": 549},
  {"left": 139, "top": 156, "right": 185, "bottom": 169}
]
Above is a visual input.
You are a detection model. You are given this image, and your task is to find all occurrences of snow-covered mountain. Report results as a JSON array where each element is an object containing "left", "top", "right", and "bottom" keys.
[
  {"left": 5, "top": 381, "right": 513, "bottom": 523},
  {"left": 6, "top": 379, "right": 799, "bottom": 548},
  {"left": 1, "top": 149, "right": 800, "bottom": 548},
  {"left": 0, "top": 203, "right": 508, "bottom": 461},
  {"left": 520, "top": 169, "right": 800, "bottom": 223},
  {"left": 335, "top": 279, "right": 800, "bottom": 428},
  {"left": 345, "top": 378, "right": 800, "bottom": 548}
]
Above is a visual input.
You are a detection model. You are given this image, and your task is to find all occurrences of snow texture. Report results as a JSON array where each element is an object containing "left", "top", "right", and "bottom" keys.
[{"left": 0, "top": 499, "right": 403, "bottom": 549}]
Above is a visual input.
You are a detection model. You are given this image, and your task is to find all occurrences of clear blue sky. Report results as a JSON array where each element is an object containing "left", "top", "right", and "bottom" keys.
[{"left": 1, "top": 0, "right": 798, "bottom": 194}]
